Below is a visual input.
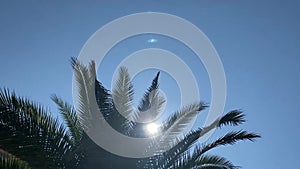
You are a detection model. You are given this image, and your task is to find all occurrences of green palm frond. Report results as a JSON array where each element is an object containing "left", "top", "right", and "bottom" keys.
[
  {"left": 195, "top": 155, "right": 239, "bottom": 169},
  {"left": 51, "top": 95, "right": 83, "bottom": 145},
  {"left": 218, "top": 110, "right": 245, "bottom": 127},
  {"left": 95, "top": 78, "right": 113, "bottom": 118},
  {"left": 0, "top": 88, "right": 76, "bottom": 168},
  {"left": 0, "top": 149, "right": 31, "bottom": 169},
  {"left": 0, "top": 157, "right": 30, "bottom": 169},
  {"left": 189, "top": 130, "right": 260, "bottom": 164},
  {"left": 172, "top": 153, "right": 238, "bottom": 169},
  {"left": 158, "top": 130, "right": 259, "bottom": 169}
]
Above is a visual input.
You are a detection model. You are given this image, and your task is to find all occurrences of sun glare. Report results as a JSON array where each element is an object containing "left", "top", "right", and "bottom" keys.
[{"left": 146, "top": 123, "right": 160, "bottom": 135}]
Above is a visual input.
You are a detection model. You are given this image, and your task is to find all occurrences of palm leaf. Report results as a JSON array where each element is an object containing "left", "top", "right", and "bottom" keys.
[
  {"left": 171, "top": 153, "right": 238, "bottom": 169},
  {"left": 218, "top": 110, "right": 245, "bottom": 127},
  {"left": 195, "top": 155, "right": 239, "bottom": 169},
  {"left": 141, "top": 128, "right": 204, "bottom": 169},
  {"left": 153, "top": 110, "right": 253, "bottom": 169},
  {"left": 189, "top": 130, "right": 260, "bottom": 165},
  {"left": 95, "top": 68, "right": 134, "bottom": 134},
  {"left": 0, "top": 88, "right": 76, "bottom": 168},
  {"left": 0, "top": 149, "right": 30, "bottom": 169},
  {"left": 162, "top": 103, "right": 207, "bottom": 132},
  {"left": 112, "top": 67, "right": 135, "bottom": 121},
  {"left": 51, "top": 95, "right": 83, "bottom": 146},
  {"left": 134, "top": 89, "right": 166, "bottom": 123},
  {"left": 71, "top": 58, "right": 101, "bottom": 131},
  {"left": 138, "top": 71, "right": 160, "bottom": 111},
  {"left": 149, "top": 103, "right": 206, "bottom": 153},
  {"left": 170, "top": 131, "right": 259, "bottom": 169},
  {"left": 134, "top": 72, "right": 166, "bottom": 123}
]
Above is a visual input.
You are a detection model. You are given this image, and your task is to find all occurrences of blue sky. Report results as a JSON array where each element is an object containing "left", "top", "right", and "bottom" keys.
[{"left": 1, "top": 0, "right": 299, "bottom": 168}]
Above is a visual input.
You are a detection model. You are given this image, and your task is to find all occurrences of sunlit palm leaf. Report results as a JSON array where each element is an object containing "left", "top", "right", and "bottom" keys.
[
  {"left": 152, "top": 110, "right": 254, "bottom": 169},
  {"left": 134, "top": 88, "right": 166, "bottom": 123},
  {"left": 134, "top": 72, "right": 166, "bottom": 123},
  {"left": 162, "top": 103, "right": 207, "bottom": 133},
  {"left": 149, "top": 103, "right": 206, "bottom": 154},
  {"left": 138, "top": 71, "right": 160, "bottom": 111},
  {"left": 71, "top": 58, "right": 100, "bottom": 131},
  {"left": 112, "top": 67, "right": 135, "bottom": 121}
]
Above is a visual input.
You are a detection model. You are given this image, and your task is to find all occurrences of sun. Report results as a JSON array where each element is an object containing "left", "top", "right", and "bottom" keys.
[{"left": 145, "top": 123, "right": 160, "bottom": 135}]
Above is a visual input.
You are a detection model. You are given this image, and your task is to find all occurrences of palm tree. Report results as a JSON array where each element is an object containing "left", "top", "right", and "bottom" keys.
[
  {"left": 67, "top": 59, "right": 260, "bottom": 169},
  {"left": 0, "top": 58, "right": 260, "bottom": 169}
]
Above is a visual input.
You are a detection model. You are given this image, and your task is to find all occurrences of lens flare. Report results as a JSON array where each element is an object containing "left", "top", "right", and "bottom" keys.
[
  {"left": 147, "top": 38, "right": 158, "bottom": 43},
  {"left": 146, "top": 123, "right": 159, "bottom": 135}
]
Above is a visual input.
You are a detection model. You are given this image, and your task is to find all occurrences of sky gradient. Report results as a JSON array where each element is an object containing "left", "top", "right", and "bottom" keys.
[{"left": 1, "top": 1, "right": 299, "bottom": 168}]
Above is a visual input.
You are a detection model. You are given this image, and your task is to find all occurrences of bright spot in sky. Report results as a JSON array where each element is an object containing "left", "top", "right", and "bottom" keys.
[
  {"left": 146, "top": 123, "right": 160, "bottom": 135},
  {"left": 147, "top": 38, "right": 158, "bottom": 43}
]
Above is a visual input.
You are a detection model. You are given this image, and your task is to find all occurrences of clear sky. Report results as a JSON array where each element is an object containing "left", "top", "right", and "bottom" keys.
[{"left": 1, "top": 0, "right": 299, "bottom": 168}]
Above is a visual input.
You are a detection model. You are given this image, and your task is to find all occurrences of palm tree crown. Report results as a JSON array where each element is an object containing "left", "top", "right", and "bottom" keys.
[{"left": 0, "top": 59, "right": 260, "bottom": 169}]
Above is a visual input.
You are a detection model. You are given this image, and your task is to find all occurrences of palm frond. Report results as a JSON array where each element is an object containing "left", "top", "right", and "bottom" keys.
[
  {"left": 112, "top": 67, "right": 135, "bottom": 120},
  {"left": 158, "top": 130, "right": 259, "bottom": 169},
  {"left": 134, "top": 89, "right": 166, "bottom": 123},
  {"left": 153, "top": 115, "right": 230, "bottom": 169},
  {"left": 95, "top": 79, "right": 113, "bottom": 117},
  {"left": 190, "top": 130, "right": 260, "bottom": 163},
  {"left": 138, "top": 71, "right": 160, "bottom": 111},
  {"left": 141, "top": 103, "right": 206, "bottom": 158},
  {"left": 190, "top": 165, "right": 237, "bottom": 169},
  {"left": 96, "top": 78, "right": 137, "bottom": 138},
  {"left": 0, "top": 149, "right": 31, "bottom": 169},
  {"left": 172, "top": 153, "right": 238, "bottom": 169},
  {"left": 51, "top": 95, "right": 83, "bottom": 145},
  {"left": 95, "top": 68, "right": 134, "bottom": 134},
  {"left": 157, "top": 103, "right": 207, "bottom": 148},
  {"left": 134, "top": 71, "right": 166, "bottom": 123},
  {"left": 218, "top": 110, "right": 245, "bottom": 127},
  {"left": 141, "top": 128, "right": 203, "bottom": 169},
  {"left": 0, "top": 88, "right": 76, "bottom": 168},
  {"left": 195, "top": 155, "right": 239, "bottom": 169},
  {"left": 72, "top": 58, "right": 100, "bottom": 131},
  {"left": 162, "top": 103, "right": 207, "bottom": 132}
]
